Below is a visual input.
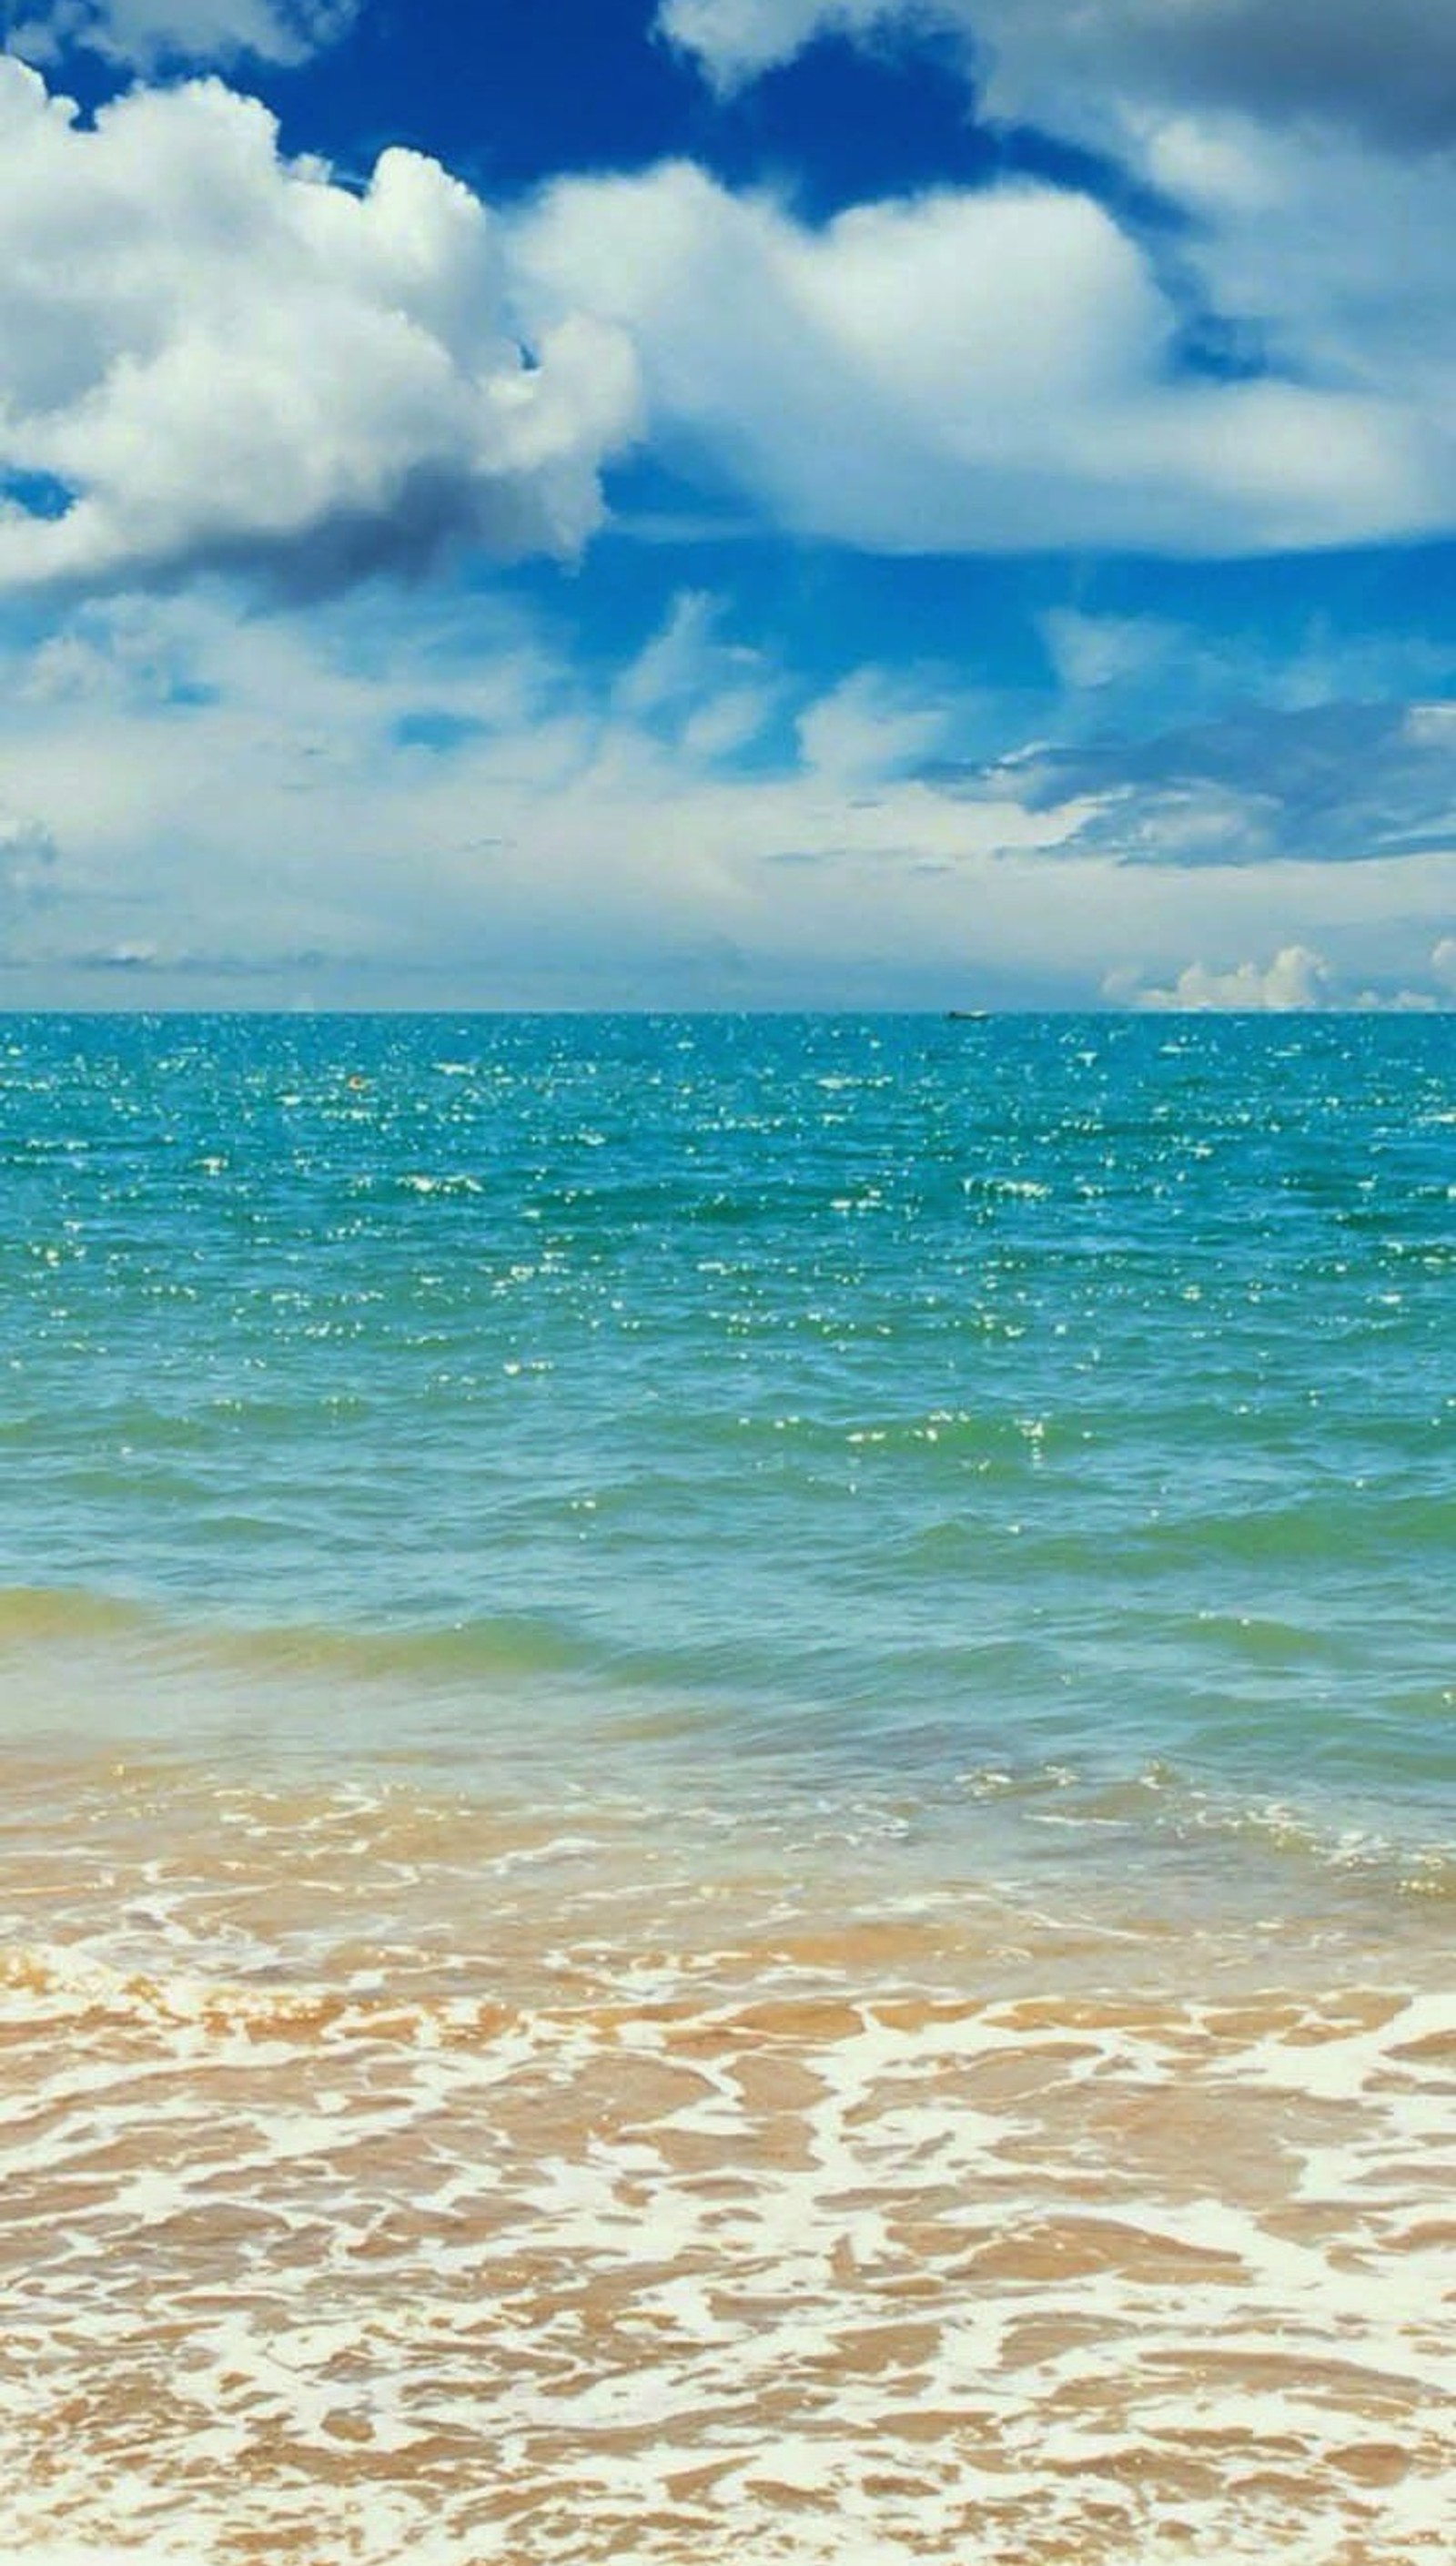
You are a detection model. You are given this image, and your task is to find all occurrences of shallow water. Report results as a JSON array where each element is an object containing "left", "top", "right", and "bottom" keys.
[{"left": 1, "top": 1012, "right": 1452, "bottom": 2560}]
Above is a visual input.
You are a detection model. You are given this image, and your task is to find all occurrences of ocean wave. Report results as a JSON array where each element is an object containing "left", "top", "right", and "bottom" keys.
[
  {"left": 0, "top": 1583, "right": 592, "bottom": 1687},
  {"left": 1, "top": 1911, "right": 1451, "bottom": 2565}
]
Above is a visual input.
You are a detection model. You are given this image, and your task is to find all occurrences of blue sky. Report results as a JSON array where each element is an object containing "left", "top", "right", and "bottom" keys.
[{"left": 0, "top": 0, "right": 1451, "bottom": 1007}]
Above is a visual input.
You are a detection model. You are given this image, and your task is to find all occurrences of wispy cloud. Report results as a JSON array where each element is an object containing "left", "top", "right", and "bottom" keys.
[
  {"left": 3, "top": 584, "right": 1451, "bottom": 1009},
  {"left": 5, "top": 0, "right": 352, "bottom": 71},
  {"left": 985, "top": 698, "right": 1456, "bottom": 867},
  {"left": 0, "top": 800, "right": 57, "bottom": 934}
]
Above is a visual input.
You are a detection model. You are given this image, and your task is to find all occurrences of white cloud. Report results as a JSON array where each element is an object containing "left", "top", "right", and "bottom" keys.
[
  {"left": 796, "top": 667, "right": 955, "bottom": 781},
  {"left": 1041, "top": 607, "right": 1181, "bottom": 698},
  {"left": 659, "top": 0, "right": 1456, "bottom": 152},
  {"left": 516, "top": 159, "right": 1448, "bottom": 557},
  {"left": 6, "top": 0, "right": 351, "bottom": 72},
  {"left": 1109, "top": 945, "right": 1443, "bottom": 1011},
  {"left": 3, "top": 585, "right": 1452, "bottom": 1009},
  {"left": 0, "top": 588, "right": 1084, "bottom": 1000},
  {"left": 2, "top": 54, "right": 1449, "bottom": 602},
  {"left": 659, "top": 0, "right": 854, "bottom": 91},
  {"left": 1085, "top": 778, "right": 1283, "bottom": 867},
  {"left": 1141, "top": 116, "right": 1456, "bottom": 422},
  {"left": 663, "top": 8, "right": 1456, "bottom": 362},
  {"left": 1111, "top": 943, "right": 1336, "bottom": 1009},
  {"left": 0, "top": 800, "right": 57, "bottom": 928},
  {"left": 657, "top": 6, "right": 1456, "bottom": 553},
  {"left": 612, "top": 593, "right": 781, "bottom": 765},
  {"left": 0, "top": 62, "right": 639, "bottom": 597},
  {"left": 1404, "top": 701, "right": 1456, "bottom": 750}
]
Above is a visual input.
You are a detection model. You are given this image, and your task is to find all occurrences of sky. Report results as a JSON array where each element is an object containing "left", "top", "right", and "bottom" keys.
[{"left": 0, "top": 0, "right": 1452, "bottom": 1009}]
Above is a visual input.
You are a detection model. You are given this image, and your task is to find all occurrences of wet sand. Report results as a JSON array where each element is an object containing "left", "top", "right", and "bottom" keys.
[{"left": 3, "top": 1747, "right": 1451, "bottom": 2564}]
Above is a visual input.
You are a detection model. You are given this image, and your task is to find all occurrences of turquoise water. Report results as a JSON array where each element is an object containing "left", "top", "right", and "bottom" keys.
[
  {"left": 4, "top": 1011, "right": 1452, "bottom": 1861},
  {"left": 3, "top": 1012, "right": 1454, "bottom": 2566}
]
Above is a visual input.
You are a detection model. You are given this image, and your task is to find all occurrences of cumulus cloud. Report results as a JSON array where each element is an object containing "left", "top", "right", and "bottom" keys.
[
  {"left": 2, "top": 54, "right": 1449, "bottom": 600},
  {"left": 658, "top": 6, "right": 1456, "bottom": 521},
  {"left": 516, "top": 160, "right": 1449, "bottom": 557},
  {"left": 0, "top": 62, "right": 638, "bottom": 597},
  {"left": 1108, "top": 945, "right": 1443, "bottom": 1011},
  {"left": 1112, "top": 943, "right": 1337, "bottom": 1009},
  {"left": 5, "top": 0, "right": 351, "bottom": 72},
  {"left": 659, "top": 0, "right": 1456, "bottom": 153}
]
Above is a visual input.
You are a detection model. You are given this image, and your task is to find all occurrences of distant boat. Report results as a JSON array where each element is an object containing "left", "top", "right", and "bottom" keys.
[{"left": 945, "top": 1008, "right": 987, "bottom": 1020}]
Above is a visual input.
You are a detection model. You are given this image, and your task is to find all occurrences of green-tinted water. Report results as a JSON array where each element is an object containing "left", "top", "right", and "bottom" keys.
[
  {"left": 2, "top": 1013, "right": 1453, "bottom": 2565},
  {"left": 4, "top": 1013, "right": 1451, "bottom": 1851}
]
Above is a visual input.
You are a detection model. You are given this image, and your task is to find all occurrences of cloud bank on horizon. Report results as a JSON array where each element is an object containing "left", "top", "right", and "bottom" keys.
[{"left": 0, "top": 0, "right": 1451, "bottom": 1007}]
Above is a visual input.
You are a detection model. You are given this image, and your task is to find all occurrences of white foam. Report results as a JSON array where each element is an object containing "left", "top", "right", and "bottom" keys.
[{"left": 4, "top": 1817, "right": 1453, "bottom": 2566}]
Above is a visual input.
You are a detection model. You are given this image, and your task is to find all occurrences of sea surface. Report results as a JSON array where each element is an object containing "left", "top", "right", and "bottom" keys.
[{"left": 1, "top": 1010, "right": 1451, "bottom": 2563}]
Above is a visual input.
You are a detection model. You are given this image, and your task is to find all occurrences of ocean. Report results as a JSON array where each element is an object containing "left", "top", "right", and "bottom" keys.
[{"left": 1, "top": 1009, "right": 1451, "bottom": 2563}]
